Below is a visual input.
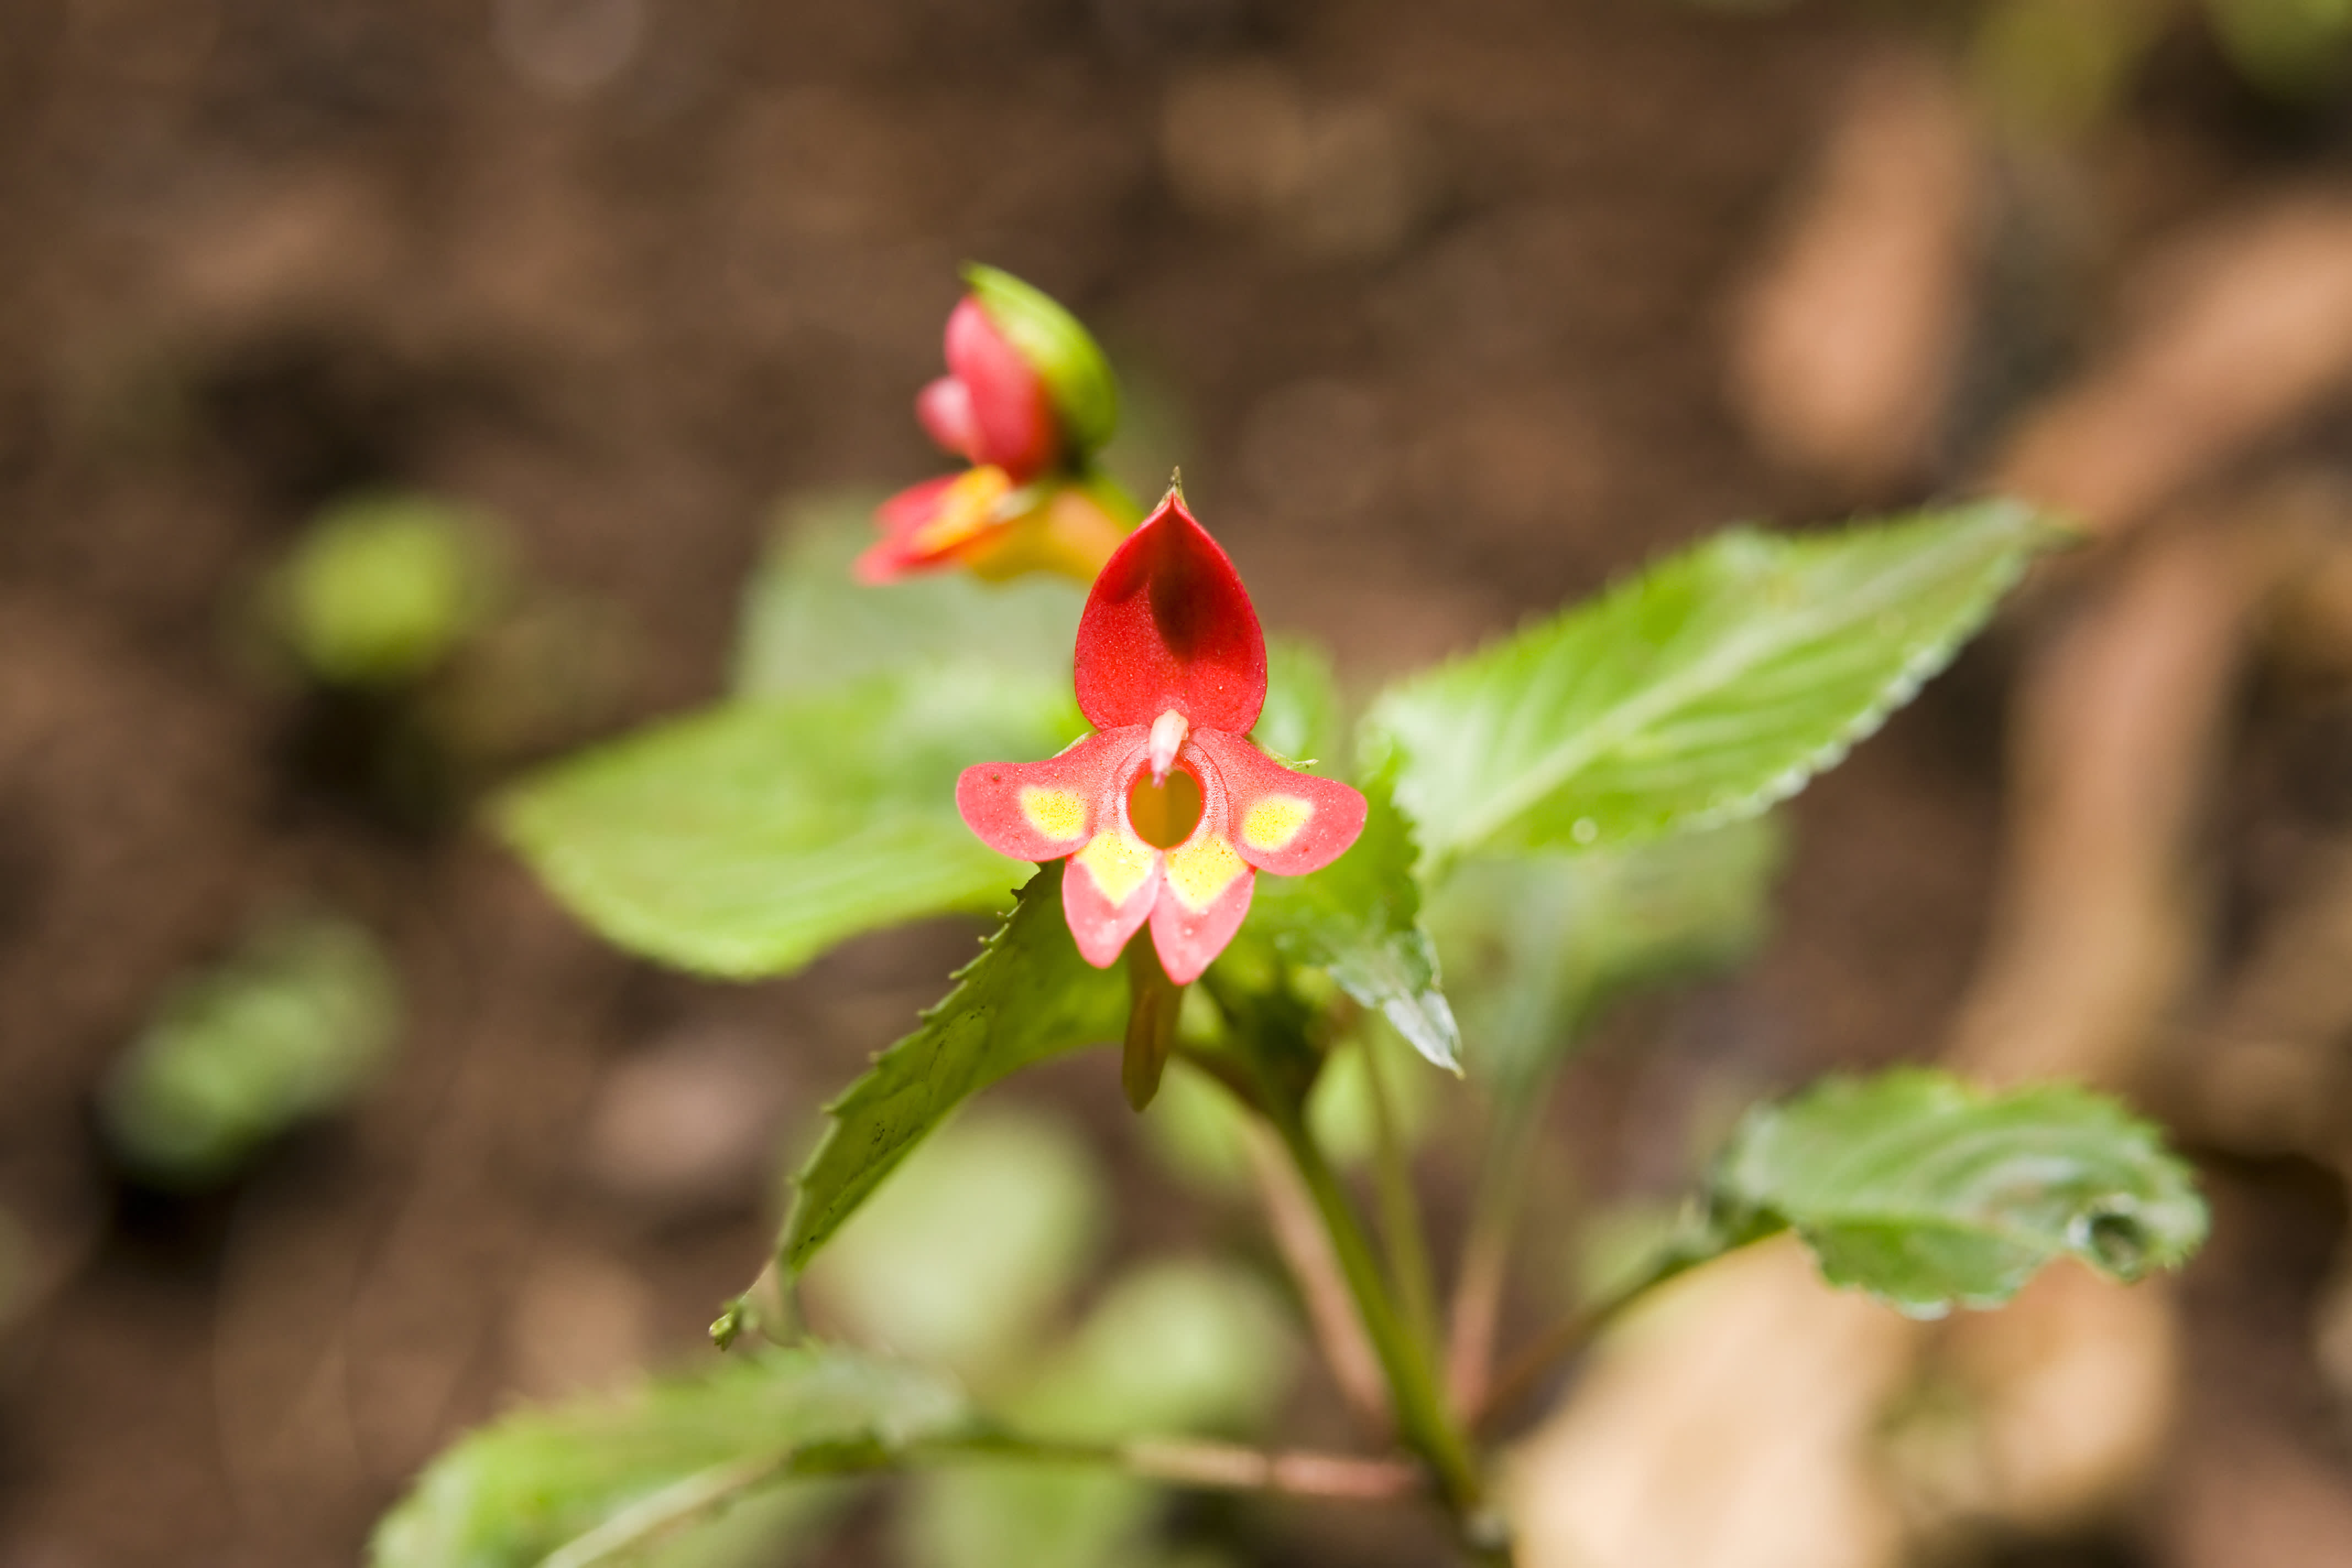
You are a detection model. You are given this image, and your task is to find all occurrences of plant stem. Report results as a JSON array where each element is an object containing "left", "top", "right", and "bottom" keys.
[
  {"left": 1472, "top": 1233, "right": 1724, "bottom": 1438},
  {"left": 1443, "top": 1099, "right": 1542, "bottom": 1418},
  {"left": 542, "top": 1434, "right": 1429, "bottom": 1567},
  {"left": 1360, "top": 1035, "right": 1441, "bottom": 1357},
  {"left": 1271, "top": 1108, "right": 1510, "bottom": 1564},
  {"left": 1238, "top": 1117, "right": 1393, "bottom": 1432}
]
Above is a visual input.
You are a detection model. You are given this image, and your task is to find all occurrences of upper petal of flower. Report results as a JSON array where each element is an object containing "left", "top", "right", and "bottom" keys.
[
  {"left": 943, "top": 297, "right": 1058, "bottom": 480},
  {"left": 1188, "top": 728, "right": 1368, "bottom": 877},
  {"left": 1074, "top": 492, "right": 1267, "bottom": 734}
]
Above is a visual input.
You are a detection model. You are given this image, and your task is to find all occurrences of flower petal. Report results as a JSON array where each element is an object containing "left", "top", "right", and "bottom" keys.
[
  {"left": 961, "top": 483, "right": 1130, "bottom": 585},
  {"left": 1190, "top": 727, "right": 1367, "bottom": 876},
  {"left": 858, "top": 467, "right": 1015, "bottom": 583},
  {"left": 1074, "top": 492, "right": 1267, "bottom": 734},
  {"left": 1150, "top": 832, "right": 1255, "bottom": 983},
  {"left": 916, "top": 375, "right": 980, "bottom": 461},
  {"left": 1066, "top": 829, "right": 1162, "bottom": 967},
  {"left": 956, "top": 727, "right": 1146, "bottom": 862},
  {"left": 945, "top": 297, "right": 1057, "bottom": 480}
]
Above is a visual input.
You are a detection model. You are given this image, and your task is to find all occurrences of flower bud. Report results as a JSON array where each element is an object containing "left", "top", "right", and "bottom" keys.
[{"left": 961, "top": 264, "right": 1120, "bottom": 462}]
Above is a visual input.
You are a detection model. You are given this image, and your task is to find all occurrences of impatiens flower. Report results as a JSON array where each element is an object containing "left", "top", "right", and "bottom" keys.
[
  {"left": 957, "top": 489, "right": 1366, "bottom": 1101},
  {"left": 862, "top": 265, "right": 1133, "bottom": 586}
]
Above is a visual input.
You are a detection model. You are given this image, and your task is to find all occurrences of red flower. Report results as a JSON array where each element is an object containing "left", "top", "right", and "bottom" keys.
[
  {"left": 917, "top": 297, "right": 1059, "bottom": 481},
  {"left": 957, "top": 492, "right": 1366, "bottom": 986},
  {"left": 862, "top": 268, "right": 1131, "bottom": 586}
]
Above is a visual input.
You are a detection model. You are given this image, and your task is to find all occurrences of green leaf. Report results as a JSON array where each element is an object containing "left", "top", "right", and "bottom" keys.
[
  {"left": 905, "top": 1261, "right": 1296, "bottom": 1568},
  {"left": 497, "top": 667, "right": 1082, "bottom": 978},
  {"left": 1253, "top": 638, "right": 1343, "bottom": 767},
  {"left": 1709, "top": 1068, "right": 2208, "bottom": 1317},
  {"left": 369, "top": 1346, "right": 968, "bottom": 1568},
  {"left": 271, "top": 492, "right": 501, "bottom": 687},
  {"left": 101, "top": 914, "right": 400, "bottom": 1185},
  {"left": 1427, "top": 816, "right": 1784, "bottom": 1091},
  {"left": 804, "top": 1107, "right": 1106, "bottom": 1382},
  {"left": 733, "top": 494, "right": 1085, "bottom": 700},
  {"left": 780, "top": 864, "right": 1127, "bottom": 1275},
  {"left": 1366, "top": 501, "right": 2052, "bottom": 868},
  {"left": 1244, "top": 766, "right": 1461, "bottom": 1072},
  {"left": 962, "top": 264, "right": 1121, "bottom": 458}
]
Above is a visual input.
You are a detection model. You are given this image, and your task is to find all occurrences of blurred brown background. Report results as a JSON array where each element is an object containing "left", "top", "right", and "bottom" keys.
[{"left": 6, "top": 0, "right": 2352, "bottom": 1565}]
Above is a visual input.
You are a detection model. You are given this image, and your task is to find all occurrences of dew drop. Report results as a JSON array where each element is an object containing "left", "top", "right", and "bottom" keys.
[{"left": 1571, "top": 818, "right": 1599, "bottom": 845}]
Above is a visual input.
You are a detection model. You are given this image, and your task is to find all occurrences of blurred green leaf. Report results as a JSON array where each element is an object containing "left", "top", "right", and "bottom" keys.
[
  {"left": 102, "top": 914, "right": 399, "bottom": 1185},
  {"left": 1139, "top": 1060, "right": 1255, "bottom": 1195},
  {"left": 274, "top": 493, "right": 500, "bottom": 686},
  {"left": 1367, "top": 502, "right": 2052, "bottom": 869},
  {"left": 963, "top": 264, "right": 1121, "bottom": 458},
  {"left": 734, "top": 494, "right": 1085, "bottom": 700},
  {"left": 805, "top": 1107, "right": 1105, "bottom": 1382},
  {"left": 906, "top": 1261, "right": 1293, "bottom": 1568},
  {"left": 1427, "top": 816, "right": 1784, "bottom": 1091},
  {"left": 370, "top": 1346, "right": 967, "bottom": 1568},
  {"left": 1709, "top": 1069, "right": 2208, "bottom": 1317},
  {"left": 1306, "top": 1028, "right": 1434, "bottom": 1168},
  {"left": 634, "top": 1484, "right": 855, "bottom": 1568},
  {"left": 1022, "top": 1260, "right": 1297, "bottom": 1441},
  {"left": 905, "top": 1463, "right": 1158, "bottom": 1568},
  {"left": 1246, "top": 767, "right": 1460, "bottom": 1072},
  {"left": 498, "top": 667, "right": 1082, "bottom": 978},
  {"left": 1254, "top": 638, "right": 1343, "bottom": 766},
  {"left": 780, "top": 864, "right": 1126, "bottom": 1275}
]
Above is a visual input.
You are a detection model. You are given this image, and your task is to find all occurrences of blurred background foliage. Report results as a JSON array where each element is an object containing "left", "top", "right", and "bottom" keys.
[{"left": 7, "top": 0, "right": 2352, "bottom": 1565}]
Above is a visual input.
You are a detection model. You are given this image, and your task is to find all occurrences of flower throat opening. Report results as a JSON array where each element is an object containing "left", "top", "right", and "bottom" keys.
[{"left": 1128, "top": 766, "right": 1205, "bottom": 849}]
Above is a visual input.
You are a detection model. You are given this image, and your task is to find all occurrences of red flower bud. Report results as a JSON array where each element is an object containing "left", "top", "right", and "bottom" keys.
[{"left": 925, "top": 297, "right": 1058, "bottom": 481}]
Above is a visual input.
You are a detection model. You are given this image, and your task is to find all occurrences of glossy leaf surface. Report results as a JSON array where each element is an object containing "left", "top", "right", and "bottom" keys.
[
  {"left": 1245, "top": 766, "right": 1461, "bottom": 1072},
  {"left": 1368, "top": 502, "right": 2051, "bottom": 868},
  {"left": 498, "top": 668, "right": 1081, "bottom": 978},
  {"left": 1709, "top": 1069, "right": 2208, "bottom": 1316},
  {"left": 780, "top": 865, "right": 1126, "bottom": 1273}
]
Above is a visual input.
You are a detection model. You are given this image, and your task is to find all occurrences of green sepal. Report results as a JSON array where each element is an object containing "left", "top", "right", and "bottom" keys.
[{"left": 963, "top": 264, "right": 1120, "bottom": 461}]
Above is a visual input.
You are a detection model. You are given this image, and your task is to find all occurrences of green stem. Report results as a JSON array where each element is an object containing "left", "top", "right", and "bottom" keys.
[
  {"left": 1443, "top": 1097, "right": 1543, "bottom": 1417},
  {"left": 1360, "top": 1036, "right": 1441, "bottom": 1357},
  {"left": 1472, "top": 1231, "right": 1729, "bottom": 1439},
  {"left": 1271, "top": 1108, "right": 1507, "bottom": 1562}
]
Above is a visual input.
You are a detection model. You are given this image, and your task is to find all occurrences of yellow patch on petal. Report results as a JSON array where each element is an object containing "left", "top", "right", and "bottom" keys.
[
  {"left": 1164, "top": 833, "right": 1247, "bottom": 912},
  {"left": 1240, "top": 794, "right": 1314, "bottom": 854},
  {"left": 1018, "top": 786, "right": 1089, "bottom": 844},
  {"left": 910, "top": 465, "right": 1015, "bottom": 556},
  {"left": 1075, "top": 829, "right": 1156, "bottom": 907}
]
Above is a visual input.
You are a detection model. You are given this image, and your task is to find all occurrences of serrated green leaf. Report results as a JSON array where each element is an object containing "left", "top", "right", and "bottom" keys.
[
  {"left": 497, "top": 667, "right": 1083, "bottom": 979},
  {"left": 369, "top": 1346, "right": 968, "bottom": 1568},
  {"left": 1710, "top": 1069, "right": 2208, "bottom": 1317},
  {"left": 962, "top": 265, "right": 1121, "bottom": 458},
  {"left": 1245, "top": 767, "right": 1461, "bottom": 1072},
  {"left": 733, "top": 494, "right": 1085, "bottom": 700},
  {"left": 1368, "top": 502, "right": 2052, "bottom": 868},
  {"left": 780, "top": 864, "right": 1126, "bottom": 1275},
  {"left": 1427, "top": 816, "right": 1784, "bottom": 1091}
]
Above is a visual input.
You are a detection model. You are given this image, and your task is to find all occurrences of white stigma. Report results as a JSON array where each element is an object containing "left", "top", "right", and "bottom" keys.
[{"left": 1148, "top": 709, "right": 1189, "bottom": 785}]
